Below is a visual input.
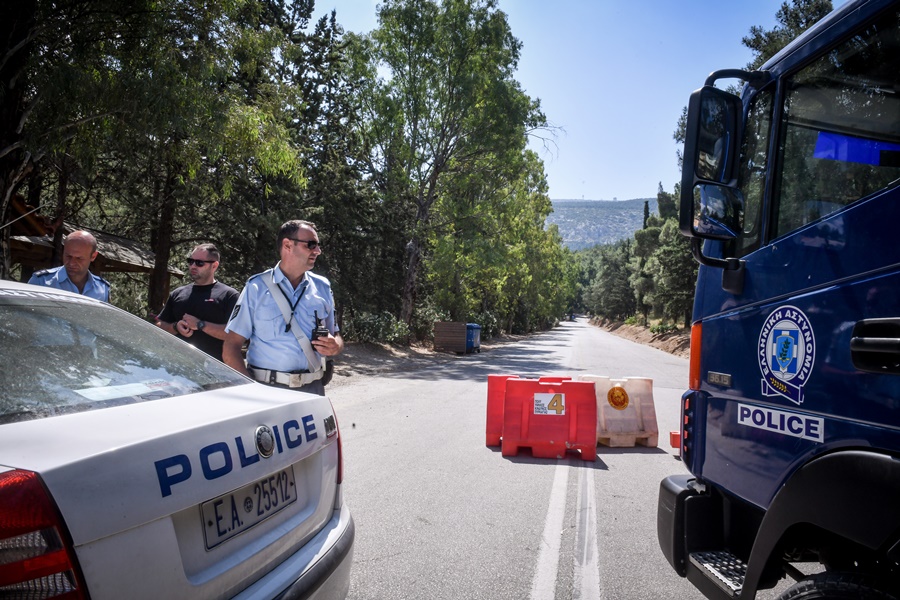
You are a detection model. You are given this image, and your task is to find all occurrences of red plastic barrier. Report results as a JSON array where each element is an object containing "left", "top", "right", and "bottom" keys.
[
  {"left": 500, "top": 377, "right": 597, "bottom": 461},
  {"left": 669, "top": 431, "right": 680, "bottom": 449},
  {"left": 486, "top": 374, "right": 518, "bottom": 446},
  {"left": 487, "top": 376, "right": 567, "bottom": 447}
]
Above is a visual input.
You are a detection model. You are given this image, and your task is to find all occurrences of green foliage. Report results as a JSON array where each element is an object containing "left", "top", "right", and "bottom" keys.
[
  {"left": 0, "top": 0, "right": 838, "bottom": 352},
  {"left": 673, "top": 2, "right": 831, "bottom": 171},
  {"left": 362, "top": 0, "right": 548, "bottom": 325},
  {"left": 656, "top": 182, "right": 678, "bottom": 220},
  {"left": 0, "top": 0, "right": 578, "bottom": 346},
  {"left": 578, "top": 183, "right": 696, "bottom": 327},
  {"left": 646, "top": 220, "right": 697, "bottom": 328},
  {"left": 650, "top": 323, "right": 679, "bottom": 335},
  {"left": 742, "top": 0, "right": 833, "bottom": 70},
  {"left": 343, "top": 311, "right": 411, "bottom": 344},
  {"left": 579, "top": 239, "right": 636, "bottom": 321},
  {"left": 425, "top": 149, "right": 574, "bottom": 336},
  {"left": 102, "top": 273, "right": 154, "bottom": 322},
  {"left": 469, "top": 311, "right": 499, "bottom": 340},
  {"left": 579, "top": 2, "right": 833, "bottom": 331},
  {"left": 409, "top": 301, "right": 451, "bottom": 342}
]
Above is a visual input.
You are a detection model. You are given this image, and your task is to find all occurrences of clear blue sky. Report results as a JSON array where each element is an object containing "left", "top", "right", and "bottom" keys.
[{"left": 310, "top": 0, "right": 796, "bottom": 201}]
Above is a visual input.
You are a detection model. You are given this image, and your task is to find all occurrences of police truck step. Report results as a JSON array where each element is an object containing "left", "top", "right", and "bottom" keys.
[{"left": 689, "top": 551, "right": 746, "bottom": 597}]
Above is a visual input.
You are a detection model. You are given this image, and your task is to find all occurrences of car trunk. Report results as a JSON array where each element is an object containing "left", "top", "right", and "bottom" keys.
[{"left": 0, "top": 383, "right": 340, "bottom": 600}]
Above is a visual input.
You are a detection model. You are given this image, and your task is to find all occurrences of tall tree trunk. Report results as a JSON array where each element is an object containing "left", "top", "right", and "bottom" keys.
[
  {"left": 149, "top": 162, "right": 178, "bottom": 315},
  {"left": 400, "top": 236, "right": 421, "bottom": 325},
  {"left": 0, "top": 159, "right": 34, "bottom": 278},
  {"left": 400, "top": 190, "right": 435, "bottom": 326},
  {"left": 399, "top": 174, "right": 439, "bottom": 327},
  {"left": 0, "top": 0, "right": 36, "bottom": 278},
  {"left": 51, "top": 156, "right": 70, "bottom": 266}
]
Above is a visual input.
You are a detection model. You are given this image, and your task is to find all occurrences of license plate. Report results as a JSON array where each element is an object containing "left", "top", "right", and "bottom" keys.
[{"left": 201, "top": 467, "right": 297, "bottom": 550}]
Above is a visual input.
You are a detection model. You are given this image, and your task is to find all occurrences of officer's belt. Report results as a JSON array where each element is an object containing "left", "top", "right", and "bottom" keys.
[{"left": 248, "top": 366, "right": 324, "bottom": 388}]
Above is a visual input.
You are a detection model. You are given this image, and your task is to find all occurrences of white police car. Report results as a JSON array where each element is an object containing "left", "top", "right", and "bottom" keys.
[{"left": 0, "top": 280, "right": 353, "bottom": 599}]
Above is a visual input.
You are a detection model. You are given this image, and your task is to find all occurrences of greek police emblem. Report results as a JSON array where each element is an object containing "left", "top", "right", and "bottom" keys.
[
  {"left": 255, "top": 425, "right": 276, "bottom": 458},
  {"left": 758, "top": 305, "right": 815, "bottom": 405}
]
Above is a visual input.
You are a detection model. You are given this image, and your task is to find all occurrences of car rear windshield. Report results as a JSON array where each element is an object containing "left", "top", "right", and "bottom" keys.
[{"left": 0, "top": 289, "right": 247, "bottom": 424}]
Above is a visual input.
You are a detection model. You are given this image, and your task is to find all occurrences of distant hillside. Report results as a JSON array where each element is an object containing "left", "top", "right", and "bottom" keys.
[{"left": 546, "top": 198, "right": 658, "bottom": 251}]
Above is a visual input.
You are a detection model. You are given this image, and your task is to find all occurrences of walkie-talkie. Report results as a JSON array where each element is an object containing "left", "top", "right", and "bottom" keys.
[{"left": 311, "top": 310, "right": 329, "bottom": 341}]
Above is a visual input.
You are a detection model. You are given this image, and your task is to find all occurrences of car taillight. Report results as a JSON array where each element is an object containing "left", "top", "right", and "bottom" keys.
[
  {"left": 0, "top": 470, "right": 87, "bottom": 599},
  {"left": 326, "top": 402, "right": 344, "bottom": 485}
]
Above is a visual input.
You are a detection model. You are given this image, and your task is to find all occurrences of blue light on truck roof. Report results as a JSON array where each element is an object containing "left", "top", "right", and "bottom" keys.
[{"left": 813, "top": 130, "right": 900, "bottom": 167}]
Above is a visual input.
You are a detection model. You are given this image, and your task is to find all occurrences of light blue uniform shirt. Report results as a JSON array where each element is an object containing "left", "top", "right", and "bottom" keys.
[
  {"left": 28, "top": 266, "right": 110, "bottom": 302},
  {"left": 225, "top": 264, "right": 338, "bottom": 372}
]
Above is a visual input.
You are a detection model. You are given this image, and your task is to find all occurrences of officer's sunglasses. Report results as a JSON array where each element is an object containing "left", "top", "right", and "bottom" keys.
[
  {"left": 288, "top": 238, "right": 322, "bottom": 250},
  {"left": 186, "top": 258, "right": 214, "bottom": 266}
]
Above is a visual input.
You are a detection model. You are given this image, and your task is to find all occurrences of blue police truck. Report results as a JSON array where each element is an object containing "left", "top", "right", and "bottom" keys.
[{"left": 657, "top": 1, "right": 900, "bottom": 598}]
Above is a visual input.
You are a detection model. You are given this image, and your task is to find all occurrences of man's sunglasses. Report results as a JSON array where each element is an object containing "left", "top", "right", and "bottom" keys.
[
  {"left": 186, "top": 258, "right": 214, "bottom": 266},
  {"left": 288, "top": 238, "right": 322, "bottom": 250}
]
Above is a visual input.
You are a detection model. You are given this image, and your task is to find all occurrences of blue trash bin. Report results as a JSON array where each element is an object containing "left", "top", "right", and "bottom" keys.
[{"left": 466, "top": 323, "right": 481, "bottom": 353}]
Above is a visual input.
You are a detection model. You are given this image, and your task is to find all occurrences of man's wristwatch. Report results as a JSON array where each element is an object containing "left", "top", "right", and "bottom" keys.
[{"left": 196, "top": 320, "right": 206, "bottom": 331}]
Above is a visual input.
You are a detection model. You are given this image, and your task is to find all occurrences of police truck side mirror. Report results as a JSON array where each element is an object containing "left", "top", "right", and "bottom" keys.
[
  {"left": 679, "top": 85, "right": 744, "bottom": 239},
  {"left": 692, "top": 184, "right": 743, "bottom": 240},
  {"left": 678, "top": 83, "right": 748, "bottom": 295}
]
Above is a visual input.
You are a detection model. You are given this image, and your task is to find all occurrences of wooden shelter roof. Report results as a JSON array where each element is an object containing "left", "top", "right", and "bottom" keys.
[{"left": 7, "top": 198, "right": 182, "bottom": 276}]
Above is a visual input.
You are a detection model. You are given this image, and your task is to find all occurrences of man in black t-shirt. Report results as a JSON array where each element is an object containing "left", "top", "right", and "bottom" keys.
[{"left": 156, "top": 244, "right": 239, "bottom": 362}]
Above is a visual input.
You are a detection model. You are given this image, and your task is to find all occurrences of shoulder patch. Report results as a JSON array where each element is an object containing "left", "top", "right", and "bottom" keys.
[{"left": 230, "top": 304, "right": 241, "bottom": 321}]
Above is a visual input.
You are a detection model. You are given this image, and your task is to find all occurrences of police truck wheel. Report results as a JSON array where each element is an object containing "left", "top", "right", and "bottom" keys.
[{"left": 776, "top": 572, "right": 896, "bottom": 600}]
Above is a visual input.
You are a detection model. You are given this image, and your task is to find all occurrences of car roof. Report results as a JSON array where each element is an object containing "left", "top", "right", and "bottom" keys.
[{"left": 1, "top": 278, "right": 106, "bottom": 303}]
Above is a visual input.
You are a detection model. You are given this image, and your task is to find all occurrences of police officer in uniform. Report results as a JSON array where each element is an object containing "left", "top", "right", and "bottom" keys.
[
  {"left": 223, "top": 220, "right": 343, "bottom": 395},
  {"left": 156, "top": 243, "right": 239, "bottom": 362},
  {"left": 28, "top": 230, "right": 110, "bottom": 302}
]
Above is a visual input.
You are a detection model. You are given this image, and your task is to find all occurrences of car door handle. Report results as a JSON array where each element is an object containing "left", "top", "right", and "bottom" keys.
[
  {"left": 850, "top": 337, "right": 900, "bottom": 354},
  {"left": 851, "top": 318, "right": 900, "bottom": 373}
]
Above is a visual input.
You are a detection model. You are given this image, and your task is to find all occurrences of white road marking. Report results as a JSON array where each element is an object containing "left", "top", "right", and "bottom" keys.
[
  {"left": 530, "top": 461, "right": 602, "bottom": 600},
  {"left": 574, "top": 466, "right": 600, "bottom": 600},
  {"left": 530, "top": 462, "right": 569, "bottom": 599}
]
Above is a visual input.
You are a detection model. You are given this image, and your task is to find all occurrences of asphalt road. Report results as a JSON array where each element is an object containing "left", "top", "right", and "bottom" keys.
[{"left": 326, "top": 320, "right": 706, "bottom": 599}]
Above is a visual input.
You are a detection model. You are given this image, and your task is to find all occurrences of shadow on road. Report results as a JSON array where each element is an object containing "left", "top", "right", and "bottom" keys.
[
  {"left": 486, "top": 445, "right": 613, "bottom": 471},
  {"left": 598, "top": 445, "right": 669, "bottom": 456},
  {"left": 347, "top": 325, "right": 584, "bottom": 384}
]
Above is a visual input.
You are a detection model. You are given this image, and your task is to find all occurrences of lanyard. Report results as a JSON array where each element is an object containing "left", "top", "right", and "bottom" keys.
[{"left": 276, "top": 280, "right": 308, "bottom": 332}]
